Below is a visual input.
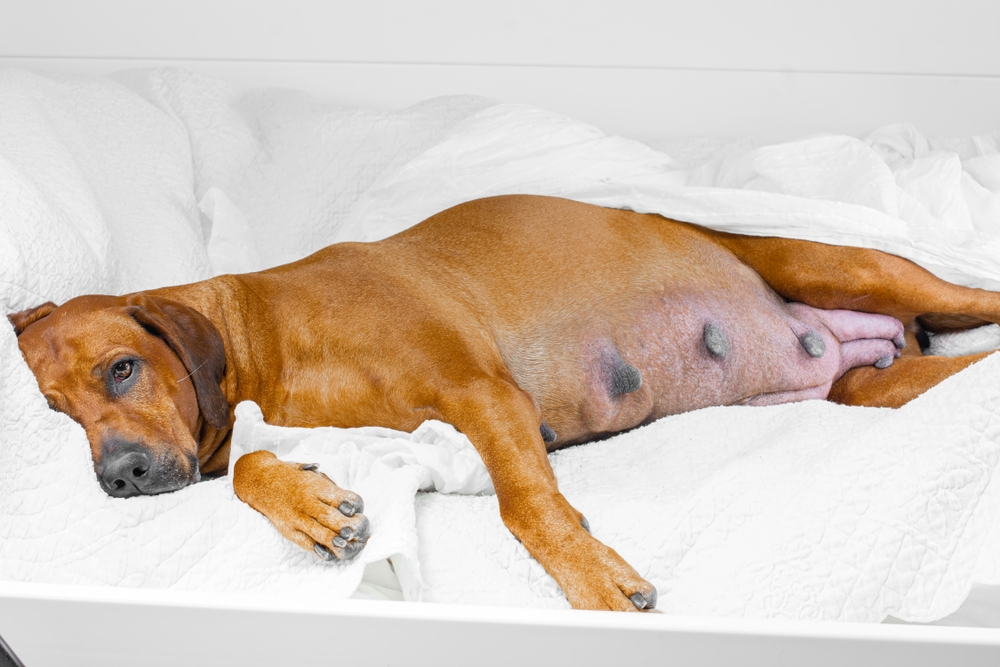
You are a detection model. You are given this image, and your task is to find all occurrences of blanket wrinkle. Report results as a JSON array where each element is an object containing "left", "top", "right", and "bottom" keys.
[{"left": 2, "top": 67, "right": 1000, "bottom": 622}]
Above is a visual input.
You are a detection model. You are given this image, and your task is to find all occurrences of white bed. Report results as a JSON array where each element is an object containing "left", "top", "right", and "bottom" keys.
[{"left": 2, "top": 2, "right": 1000, "bottom": 665}]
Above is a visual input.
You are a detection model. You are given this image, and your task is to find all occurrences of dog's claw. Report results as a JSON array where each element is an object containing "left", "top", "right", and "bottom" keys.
[
  {"left": 339, "top": 526, "right": 354, "bottom": 539},
  {"left": 333, "top": 536, "right": 347, "bottom": 548},
  {"left": 314, "top": 544, "right": 336, "bottom": 561},
  {"left": 875, "top": 355, "right": 894, "bottom": 369},
  {"left": 630, "top": 588, "right": 657, "bottom": 610},
  {"left": 338, "top": 495, "right": 364, "bottom": 517},
  {"left": 301, "top": 462, "right": 320, "bottom": 472},
  {"left": 342, "top": 541, "right": 365, "bottom": 559},
  {"left": 581, "top": 516, "right": 591, "bottom": 533}
]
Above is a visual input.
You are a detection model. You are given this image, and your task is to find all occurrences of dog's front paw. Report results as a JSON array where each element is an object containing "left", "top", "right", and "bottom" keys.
[
  {"left": 555, "top": 533, "right": 657, "bottom": 612},
  {"left": 233, "top": 451, "right": 370, "bottom": 561},
  {"left": 510, "top": 509, "right": 656, "bottom": 612}
]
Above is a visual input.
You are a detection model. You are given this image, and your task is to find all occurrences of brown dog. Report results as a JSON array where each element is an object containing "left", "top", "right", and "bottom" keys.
[{"left": 10, "top": 195, "right": 1000, "bottom": 611}]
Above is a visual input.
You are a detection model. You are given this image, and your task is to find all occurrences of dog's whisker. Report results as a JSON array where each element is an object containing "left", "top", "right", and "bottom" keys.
[{"left": 176, "top": 359, "right": 208, "bottom": 384}]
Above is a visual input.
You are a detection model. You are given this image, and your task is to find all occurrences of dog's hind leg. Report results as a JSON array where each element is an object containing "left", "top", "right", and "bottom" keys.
[
  {"left": 699, "top": 228, "right": 1000, "bottom": 332},
  {"left": 827, "top": 352, "right": 992, "bottom": 408},
  {"left": 436, "top": 373, "right": 656, "bottom": 612},
  {"left": 692, "top": 227, "right": 1000, "bottom": 404}
]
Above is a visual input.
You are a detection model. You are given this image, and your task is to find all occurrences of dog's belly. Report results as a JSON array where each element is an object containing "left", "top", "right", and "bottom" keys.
[
  {"left": 505, "top": 281, "right": 900, "bottom": 448},
  {"left": 473, "top": 217, "right": 901, "bottom": 447}
]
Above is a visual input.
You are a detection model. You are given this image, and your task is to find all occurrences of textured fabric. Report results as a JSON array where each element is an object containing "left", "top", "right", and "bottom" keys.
[
  {"left": 2, "top": 67, "right": 999, "bottom": 622},
  {"left": 412, "top": 356, "right": 1000, "bottom": 622},
  {"left": 0, "top": 69, "right": 210, "bottom": 310}
]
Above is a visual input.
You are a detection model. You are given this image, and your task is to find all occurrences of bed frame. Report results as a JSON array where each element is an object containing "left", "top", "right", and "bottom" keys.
[{"left": 2, "top": 1, "right": 999, "bottom": 664}]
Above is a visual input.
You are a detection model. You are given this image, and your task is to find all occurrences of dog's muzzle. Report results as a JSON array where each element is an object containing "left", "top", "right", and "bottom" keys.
[{"left": 97, "top": 440, "right": 199, "bottom": 497}]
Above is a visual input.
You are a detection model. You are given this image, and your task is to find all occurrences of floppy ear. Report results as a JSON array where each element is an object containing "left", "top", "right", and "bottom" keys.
[
  {"left": 126, "top": 294, "right": 231, "bottom": 429},
  {"left": 8, "top": 302, "right": 58, "bottom": 335}
]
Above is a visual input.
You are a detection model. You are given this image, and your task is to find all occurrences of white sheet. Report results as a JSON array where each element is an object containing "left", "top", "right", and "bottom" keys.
[
  {"left": 2, "top": 67, "right": 999, "bottom": 623},
  {"left": 412, "top": 359, "right": 1000, "bottom": 621}
]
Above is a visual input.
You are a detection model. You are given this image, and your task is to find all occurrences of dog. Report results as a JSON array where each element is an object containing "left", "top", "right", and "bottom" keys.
[{"left": 10, "top": 195, "right": 999, "bottom": 612}]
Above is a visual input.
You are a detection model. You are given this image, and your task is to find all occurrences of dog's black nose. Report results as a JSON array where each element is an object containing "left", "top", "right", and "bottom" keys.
[{"left": 98, "top": 443, "right": 153, "bottom": 497}]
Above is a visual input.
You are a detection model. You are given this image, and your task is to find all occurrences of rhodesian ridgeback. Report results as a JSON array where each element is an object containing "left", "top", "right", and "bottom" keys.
[{"left": 10, "top": 195, "right": 999, "bottom": 611}]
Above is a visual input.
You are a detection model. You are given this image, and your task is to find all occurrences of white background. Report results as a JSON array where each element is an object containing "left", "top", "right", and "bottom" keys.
[{"left": 1, "top": 0, "right": 998, "bottom": 141}]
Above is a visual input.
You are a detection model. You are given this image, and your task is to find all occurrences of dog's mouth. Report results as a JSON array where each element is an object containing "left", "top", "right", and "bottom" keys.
[{"left": 97, "top": 442, "right": 201, "bottom": 498}]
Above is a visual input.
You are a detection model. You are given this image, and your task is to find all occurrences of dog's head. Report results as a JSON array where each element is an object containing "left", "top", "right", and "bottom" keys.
[{"left": 9, "top": 294, "right": 230, "bottom": 497}]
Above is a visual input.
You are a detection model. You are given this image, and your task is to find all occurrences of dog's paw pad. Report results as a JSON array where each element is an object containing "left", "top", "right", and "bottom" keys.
[
  {"left": 323, "top": 513, "right": 370, "bottom": 560},
  {"left": 340, "top": 515, "right": 370, "bottom": 542},
  {"left": 314, "top": 544, "right": 336, "bottom": 561},
  {"left": 340, "top": 539, "right": 367, "bottom": 559}
]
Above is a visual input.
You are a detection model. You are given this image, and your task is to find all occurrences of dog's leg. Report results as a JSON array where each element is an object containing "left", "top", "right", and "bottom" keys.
[
  {"left": 233, "top": 451, "right": 371, "bottom": 561},
  {"left": 438, "top": 375, "right": 656, "bottom": 611},
  {"left": 703, "top": 231, "right": 1000, "bottom": 329},
  {"left": 827, "top": 352, "right": 992, "bottom": 408},
  {"left": 699, "top": 230, "right": 1000, "bottom": 405}
]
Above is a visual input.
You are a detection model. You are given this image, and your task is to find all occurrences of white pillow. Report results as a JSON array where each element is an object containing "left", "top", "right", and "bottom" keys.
[{"left": 0, "top": 68, "right": 209, "bottom": 313}]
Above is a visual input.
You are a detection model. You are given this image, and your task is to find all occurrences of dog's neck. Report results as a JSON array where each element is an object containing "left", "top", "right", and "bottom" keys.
[{"left": 148, "top": 274, "right": 275, "bottom": 474}]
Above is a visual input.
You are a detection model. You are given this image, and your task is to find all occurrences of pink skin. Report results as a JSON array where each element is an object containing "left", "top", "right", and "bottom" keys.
[
  {"left": 740, "top": 304, "right": 904, "bottom": 406},
  {"left": 551, "top": 295, "right": 906, "bottom": 448}
]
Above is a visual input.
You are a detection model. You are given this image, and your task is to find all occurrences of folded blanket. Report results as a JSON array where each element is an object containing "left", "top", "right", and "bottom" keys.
[{"left": 2, "top": 67, "right": 999, "bottom": 622}]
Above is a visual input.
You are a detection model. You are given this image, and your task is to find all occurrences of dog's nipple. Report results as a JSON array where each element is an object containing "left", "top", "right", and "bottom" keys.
[
  {"left": 610, "top": 360, "right": 642, "bottom": 397},
  {"left": 539, "top": 421, "right": 557, "bottom": 443},
  {"left": 703, "top": 323, "right": 728, "bottom": 359},
  {"left": 799, "top": 330, "right": 826, "bottom": 358}
]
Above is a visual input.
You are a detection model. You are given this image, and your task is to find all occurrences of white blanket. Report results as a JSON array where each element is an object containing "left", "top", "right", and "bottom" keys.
[
  {"left": 414, "top": 361, "right": 1000, "bottom": 621},
  {"left": 2, "top": 67, "right": 999, "bottom": 622}
]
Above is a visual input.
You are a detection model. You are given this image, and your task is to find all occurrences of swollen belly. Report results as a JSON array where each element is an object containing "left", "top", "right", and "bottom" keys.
[{"left": 538, "top": 294, "right": 906, "bottom": 448}]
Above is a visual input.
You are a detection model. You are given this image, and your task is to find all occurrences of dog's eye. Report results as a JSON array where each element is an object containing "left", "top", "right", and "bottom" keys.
[
  {"left": 106, "top": 358, "right": 139, "bottom": 397},
  {"left": 112, "top": 360, "right": 134, "bottom": 383}
]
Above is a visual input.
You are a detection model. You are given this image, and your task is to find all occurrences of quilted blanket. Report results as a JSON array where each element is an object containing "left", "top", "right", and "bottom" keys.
[{"left": 2, "top": 67, "right": 999, "bottom": 622}]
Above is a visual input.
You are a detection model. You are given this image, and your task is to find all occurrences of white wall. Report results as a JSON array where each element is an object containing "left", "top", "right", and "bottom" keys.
[{"left": 1, "top": 0, "right": 998, "bottom": 141}]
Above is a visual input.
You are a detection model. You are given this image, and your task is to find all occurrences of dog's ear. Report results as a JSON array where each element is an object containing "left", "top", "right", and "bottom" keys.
[
  {"left": 126, "top": 294, "right": 231, "bottom": 430},
  {"left": 8, "top": 302, "right": 58, "bottom": 335}
]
